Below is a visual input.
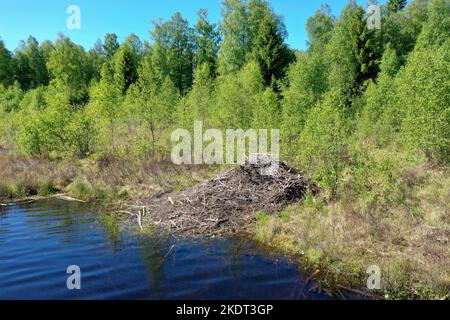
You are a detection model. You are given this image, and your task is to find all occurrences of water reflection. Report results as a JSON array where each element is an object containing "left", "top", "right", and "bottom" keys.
[
  {"left": 98, "top": 212, "right": 125, "bottom": 251},
  {"left": 0, "top": 199, "right": 354, "bottom": 300}
]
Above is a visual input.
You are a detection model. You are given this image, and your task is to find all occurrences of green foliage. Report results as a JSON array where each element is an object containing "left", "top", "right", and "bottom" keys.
[
  {"left": 69, "top": 179, "right": 113, "bottom": 202},
  {"left": 218, "top": 0, "right": 251, "bottom": 75},
  {"left": 306, "top": 4, "right": 335, "bottom": 48},
  {"left": 113, "top": 41, "right": 139, "bottom": 94},
  {"left": 0, "top": 0, "right": 448, "bottom": 299},
  {"left": 252, "top": 4, "right": 294, "bottom": 85},
  {"left": 357, "top": 44, "right": 401, "bottom": 146},
  {"left": 87, "top": 65, "right": 123, "bottom": 152},
  {"left": 297, "top": 91, "right": 349, "bottom": 198},
  {"left": 0, "top": 0, "right": 448, "bottom": 195},
  {"left": 252, "top": 87, "right": 281, "bottom": 129},
  {"left": 396, "top": 44, "right": 449, "bottom": 163},
  {"left": 256, "top": 211, "right": 270, "bottom": 226},
  {"left": 327, "top": 2, "right": 382, "bottom": 108},
  {"left": 249, "top": 0, "right": 294, "bottom": 86},
  {"left": 386, "top": 0, "right": 408, "bottom": 13},
  {"left": 0, "top": 38, "right": 14, "bottom": 87},
  {"left": 184, "top": 63, "right": 216, "bottom": 127},
  {"left": 17, "top": 85, "right": 67, "bottom": 156},
  {"left": 347, "top": 4, "right": 382, "bottom": 97},
  {"left": 15, "top": 80, "right": 95, "bottom": 158},
  {"left": 416, "top": 0, "right": 450, "bottom": 48},
  {"left": 47, "top": 35, "right": 91, "bottom": 104},
  {"left": 126, "top": 56, "right": 180, "bottom": 157},
  {"left": 215, "top": 60, "right": 264, "bottom": 128},
  {"left": 383, "top": 0, "right": 430, "bottom": 62},
  {"left": 0, "top": 110, "right": 17, "bottom": 151},
  {"left": 281, "top": 52, "right": 328, "bottom": 156},
  {"left": 194, "top": 9, "right": 220, "bottom": 75},
  {"left": 151, "top": 12, "right": 194, "bottom": 95},
  {"left": 346, "top": 147, "right": 402, "bottom": 203},
  {"left": 379, "top": 43, "right": 402, "bottom": 77},
  {"left": 103, "top": 33, "right": 120, "bottom": 58},
  {"left": 0, "top": 82, "right": 23, "bottom": 112},
  {"left": 13, "top": 36, "right": 49, "bottom": 90},
  {"left": 17, "top": 82, "right": 87, "bottom": 157},
  {"left": 86, "top": 44, "right": 104, "bottom": 82},
  {"left": 65, "top": 110, "right": 97, "bottom": 158},
  {"left": 219, "top": 0, "right": 293, "bottom": 83}
]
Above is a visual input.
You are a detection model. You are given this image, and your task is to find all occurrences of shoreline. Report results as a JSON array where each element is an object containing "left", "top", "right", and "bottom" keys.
[
  {"left": 1, "top": 193, "right": 380, "bottom": 300},
  {"left": 0, "top": 193, "right": 86, "bottom": 206},
  {"left": 2, "top": 190, "right": 447, "bottom": 300},
  {"left": 3, "top": 193, "right": 447, "bottom": 301},
  {"left": 1, "top": 154, "right": 449, "bottom": 300}
]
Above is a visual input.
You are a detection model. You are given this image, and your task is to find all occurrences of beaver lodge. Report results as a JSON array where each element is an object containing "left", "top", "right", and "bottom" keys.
[{"left": 126, "top": 156, "right": 317, "bottom": 237}]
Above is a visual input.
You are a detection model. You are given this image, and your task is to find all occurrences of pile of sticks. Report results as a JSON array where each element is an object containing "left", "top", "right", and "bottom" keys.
[{"left": 126, "top": 156, "right": 317, "bottom": 236}]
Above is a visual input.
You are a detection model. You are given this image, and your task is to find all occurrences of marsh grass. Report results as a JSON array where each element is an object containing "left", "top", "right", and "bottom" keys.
[
  {"left": 0, "top": 153, "right": 218, "bottom": 204},
  {"left": 254, "top": 162, "right": 450, "bottom": 299},
  {"left": 0, "top": 154, "right": 76, "bottom": 201}
]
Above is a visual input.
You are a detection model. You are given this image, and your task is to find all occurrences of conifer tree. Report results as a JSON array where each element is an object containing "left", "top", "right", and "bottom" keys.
[{"left": 0, "top": 38, "right": 14, "bottom": 87}]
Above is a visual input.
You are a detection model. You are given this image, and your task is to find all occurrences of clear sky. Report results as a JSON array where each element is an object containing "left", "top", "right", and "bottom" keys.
[{"left": 0, "top": 0, "right": 386, "bottom": 52}]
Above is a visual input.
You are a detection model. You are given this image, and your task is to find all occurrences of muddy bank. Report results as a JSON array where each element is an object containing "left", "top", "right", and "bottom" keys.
[{"left": 127, "top": 157, "right": 317, "bottom": 236}]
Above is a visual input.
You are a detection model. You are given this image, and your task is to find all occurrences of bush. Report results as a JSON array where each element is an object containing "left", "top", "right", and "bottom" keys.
[
  {"left": 356, "top": 44, "right": 401, "bottom": 147},
  {"left": 297, "top": 90, "right": 349, "bottom": 199},
  {"left": 396, "top": 44, "right": 449, "bottom": 164},
  {"left": 68, "top": 179, "right": 113, "bottom": 202},
  {"left": 66, "top": 110, "right": 97, "bottom": 158}
]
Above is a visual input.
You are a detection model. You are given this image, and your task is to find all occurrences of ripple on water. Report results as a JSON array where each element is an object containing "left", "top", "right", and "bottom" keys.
[{"left": 0, "top": 198, "right": 342, "bottom": 300}]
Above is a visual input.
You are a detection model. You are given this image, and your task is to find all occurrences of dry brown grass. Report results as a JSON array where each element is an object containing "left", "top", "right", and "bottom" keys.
[
  {"left": 0, "top": 152, "right": 218, "bottom": 203},
  {"left": 0, "top": 153, "right": 78, "bottom": 200}
]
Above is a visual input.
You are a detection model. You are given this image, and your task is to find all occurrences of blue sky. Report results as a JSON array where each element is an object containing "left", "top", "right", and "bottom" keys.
[{"left": 0, "top": 0, "right": 386, "bottom": 51}]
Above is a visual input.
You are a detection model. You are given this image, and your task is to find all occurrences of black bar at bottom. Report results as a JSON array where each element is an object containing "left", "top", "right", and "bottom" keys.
[{"left": 0, "top": 300, "right": 446, "bottom": 318}]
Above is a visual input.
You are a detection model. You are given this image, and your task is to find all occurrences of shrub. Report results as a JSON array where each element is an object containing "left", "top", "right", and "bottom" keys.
[
  {"left": 297, "top": 90, "right": 349, "bottom": 199},
  {"left": 396, "top": 44, "right": 449, "bottom": 164}
]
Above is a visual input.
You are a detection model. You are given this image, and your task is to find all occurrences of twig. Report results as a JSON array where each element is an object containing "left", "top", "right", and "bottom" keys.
[
  {"left": 54, "top": 195, "right": 86, "bottom": 203},
  {"left": 203, "top": 185, "right": 207, "bottom": 207},
  {"left": 117, "top": 210, "right": 135, "bottom": 216},
  {"left": 137, "top": 208, "right": 144, "bottom": 231},
  {"left": 162, "top": 245, "right": 175, "bottom": 262}
]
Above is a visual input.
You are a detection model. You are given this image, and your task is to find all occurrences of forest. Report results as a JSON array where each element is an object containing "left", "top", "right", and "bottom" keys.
[{"left": 0, "top": 0, "right": 449, "bottom": 299}]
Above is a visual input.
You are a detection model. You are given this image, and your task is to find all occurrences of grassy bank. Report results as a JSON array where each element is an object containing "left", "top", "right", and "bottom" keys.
[
  {"left": 253, "top": 161, "right": 449, "bottom": 299},
  {"left": 0, "top": 153, "right": 218, "bottom": 204}
]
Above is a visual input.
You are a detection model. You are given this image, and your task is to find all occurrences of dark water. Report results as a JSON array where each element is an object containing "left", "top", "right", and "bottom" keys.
[{"left": 0, "top": 198, "right": 340, "bottom": 300}]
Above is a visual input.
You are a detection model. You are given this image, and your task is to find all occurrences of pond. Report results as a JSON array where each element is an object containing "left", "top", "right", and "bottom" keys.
[{"left": 0, "top": 198, "right": 348, "bottom": 300}]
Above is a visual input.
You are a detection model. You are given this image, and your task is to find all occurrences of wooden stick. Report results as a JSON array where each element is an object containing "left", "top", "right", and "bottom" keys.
[
  {"left": 137, "top": 208, "right": 143, "bottom": 231},
  {"left": 54, "top": 195, "right": 86, "bottom": 203}
]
